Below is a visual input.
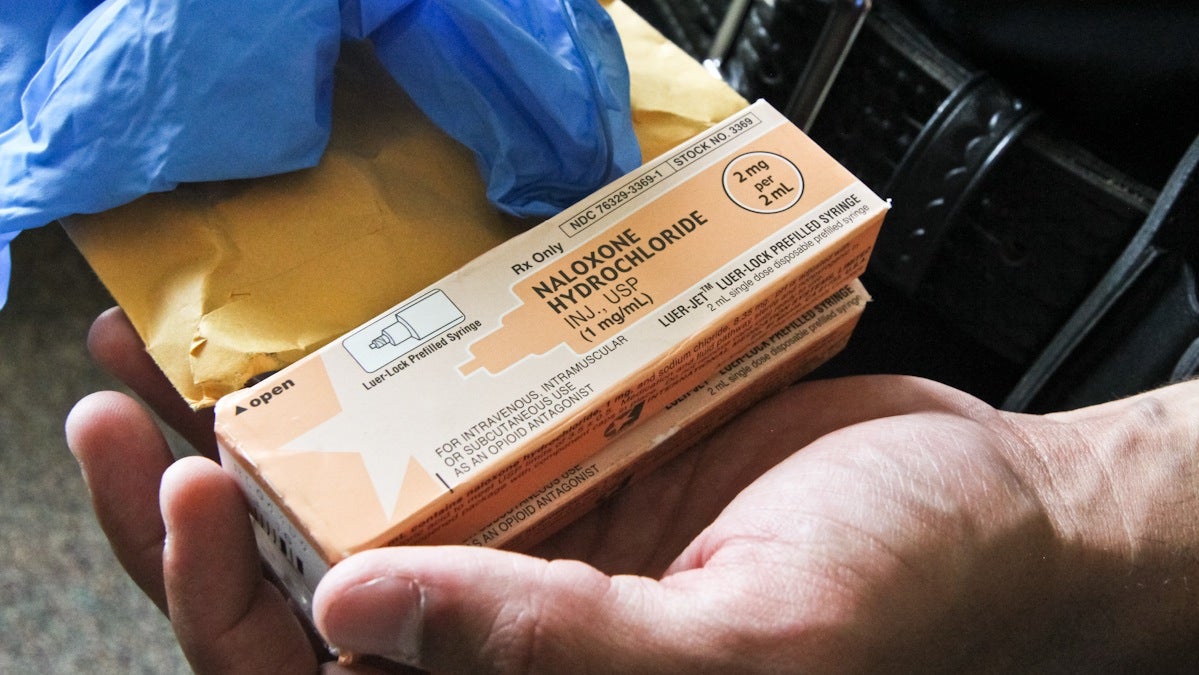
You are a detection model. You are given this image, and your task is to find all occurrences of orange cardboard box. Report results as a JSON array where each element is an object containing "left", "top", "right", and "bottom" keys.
[{"left": 215, "top": 101, "right": 888, "bottom": 612}]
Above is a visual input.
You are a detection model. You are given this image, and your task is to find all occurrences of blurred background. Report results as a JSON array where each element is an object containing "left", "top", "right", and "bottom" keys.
[{"left": 0, "top": 225, "right": 189, "bottom": 673}]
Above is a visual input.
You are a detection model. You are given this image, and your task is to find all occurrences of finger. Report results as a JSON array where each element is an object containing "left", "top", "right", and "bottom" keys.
[
  {"left": 88, "top": 306, "right": 217, "bottom": 456},
  {"left": 160, "top": 456, "right": 319, "bottom": 674},
  {"left": 65, "top": 391, "right": 174, "bottom": 613},
  {"left": 314, "top": 546, "right": 735, "bottom": 674}
]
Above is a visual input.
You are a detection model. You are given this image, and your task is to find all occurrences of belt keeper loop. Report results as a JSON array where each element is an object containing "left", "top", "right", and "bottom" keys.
[{"left": 872, "top": 74, "right": 1040, "bottom": 295}]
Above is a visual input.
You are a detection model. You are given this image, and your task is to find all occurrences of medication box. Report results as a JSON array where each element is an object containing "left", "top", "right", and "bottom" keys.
[{"left": 214, "top": 100, "right": 889, "bottom": 610}]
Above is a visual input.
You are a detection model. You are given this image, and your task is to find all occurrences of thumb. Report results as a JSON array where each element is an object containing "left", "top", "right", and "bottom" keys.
[{"left": 312, "top": 546, "right": 720, "bottom": 674}]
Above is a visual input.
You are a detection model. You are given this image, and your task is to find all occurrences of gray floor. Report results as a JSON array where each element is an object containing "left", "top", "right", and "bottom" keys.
[{"left": 0, "top": 225, "right": 190, "bottom": 673}]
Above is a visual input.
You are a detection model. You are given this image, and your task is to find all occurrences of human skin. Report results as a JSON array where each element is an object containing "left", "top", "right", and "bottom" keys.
[{"left": 66, "top": 307, "right": 1199, "bottom": 673}]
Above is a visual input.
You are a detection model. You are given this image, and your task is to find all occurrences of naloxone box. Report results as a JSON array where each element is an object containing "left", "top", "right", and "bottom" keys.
[
  {"left": 465, "top": 279, "right": 869, "bottom": 552},
  {"left": 214, "top": 100, "right": 889, "bottom": 611}
]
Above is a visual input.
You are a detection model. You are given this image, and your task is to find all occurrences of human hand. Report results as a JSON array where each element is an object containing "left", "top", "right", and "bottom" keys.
[
  {"left": 67, "top": 307, "right": 1199, "bottom": 673},
  {"left": 66, "top": 308, "right": 367, "bottom": 673},
  {"left": 2, "top": 1, "right": 636, "bottom": 228},
  {"left": 313, "top": 373, "right": 1199, "bottom": 672},
  {"left": 2, "top": 2, "right": 639, "bottom": 308}
]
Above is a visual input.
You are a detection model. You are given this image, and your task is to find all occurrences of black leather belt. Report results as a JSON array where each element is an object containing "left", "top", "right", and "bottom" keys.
[{"left": 625, "top": 0, "right": 1199, "bottom": 411}]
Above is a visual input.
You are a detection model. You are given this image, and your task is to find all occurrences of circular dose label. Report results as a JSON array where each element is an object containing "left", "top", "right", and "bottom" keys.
[{"left": 722, "top": 151, "right": 804, "bottom": 214}]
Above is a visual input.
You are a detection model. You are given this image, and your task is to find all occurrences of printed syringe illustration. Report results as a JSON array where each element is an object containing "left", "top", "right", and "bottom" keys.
[
  {"left": 369, "top": 290, "right": 465, "bottom": 350},
  {"left": 344, "top": 289, "right": 466, "bottom": 372}
]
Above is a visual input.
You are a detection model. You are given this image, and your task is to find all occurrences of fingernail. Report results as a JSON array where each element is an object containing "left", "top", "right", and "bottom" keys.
[{"left": 326, "top": 575, "right": 424, "bottom": 668}]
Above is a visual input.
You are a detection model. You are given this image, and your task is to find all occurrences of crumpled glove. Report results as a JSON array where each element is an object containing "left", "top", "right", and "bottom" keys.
[{"left": 0, "top": 0, "right": 641, "bottom": 310}]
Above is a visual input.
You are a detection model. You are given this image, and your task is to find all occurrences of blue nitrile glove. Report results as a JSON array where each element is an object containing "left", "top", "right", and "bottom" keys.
[
  {"left": 343, "top": 0, "right": 641, "bottom": 215},
  {"left": 0, "top": 230, "right": 13, "bottom": 309},
  {"left": 0, "top": 0, "right": 641, "bottom": 311},
  {"left": 0, "top": 0, "right": 342, "bottom": 311}
]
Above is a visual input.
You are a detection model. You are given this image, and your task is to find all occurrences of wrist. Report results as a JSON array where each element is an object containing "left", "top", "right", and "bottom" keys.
[{"left": 1004, "top": 381, "right": 1199, "bottom": 666}]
